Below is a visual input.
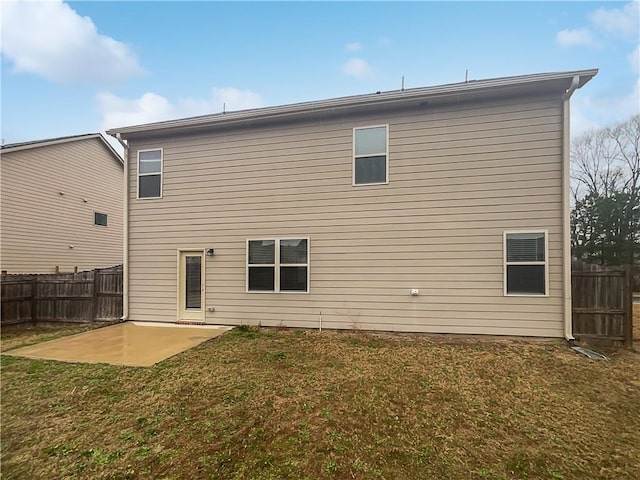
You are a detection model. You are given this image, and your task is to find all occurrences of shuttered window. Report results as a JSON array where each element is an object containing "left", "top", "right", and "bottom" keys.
[
  {"left": 247, "top": 238, "right": 309, "bottom": 292},
  {"left": 504, "top": 232, "right": 548, "bottom": 296}
]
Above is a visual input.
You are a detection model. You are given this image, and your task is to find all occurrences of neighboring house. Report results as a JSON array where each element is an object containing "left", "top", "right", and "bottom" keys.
[
  {"left": 1, "top": 133, "right": 123, "bottom": 273},
  {"left": 108, "top": 69, "right": 597, "bottom": 338}
]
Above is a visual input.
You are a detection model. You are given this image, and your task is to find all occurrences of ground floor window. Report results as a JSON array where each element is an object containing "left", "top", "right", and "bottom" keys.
[
  {"left": 504, "top": 231, "right": 548, "bottom": 296},
  {"left": 247, "top": 238, "right": 309, "bottom": 293}
]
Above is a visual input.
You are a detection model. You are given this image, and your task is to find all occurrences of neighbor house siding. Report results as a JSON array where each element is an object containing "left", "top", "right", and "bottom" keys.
[
  {"left": 126, "top": 93, "right": 565, "bottom": 336},
  {"left": 0, "top": 138, "right": 123, "bottom": 273}
]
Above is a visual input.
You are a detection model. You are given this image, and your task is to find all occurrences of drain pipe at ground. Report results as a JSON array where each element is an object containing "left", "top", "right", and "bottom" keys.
[{"left": 561, "top": 75, "right": 580, "bottom": 341}]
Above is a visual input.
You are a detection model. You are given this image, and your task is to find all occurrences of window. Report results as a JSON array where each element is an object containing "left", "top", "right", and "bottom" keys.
[
  {"left": 247, "top": 238, "right": 309, "bottom": 292},
  {"left": 504, "top": 231, "right": 548, "bottom": 296},
  {"left": 185, "top": 255, "right": 202, "bottom": 310},
  {"left": 353, "top": 125, "right": 388, "bottom": 185},
  {"left": 94, "top": 212, "right": 107, "bottom": 226},
  {"left": 138, "top": 149, "right": 162, "bottom": 198}
]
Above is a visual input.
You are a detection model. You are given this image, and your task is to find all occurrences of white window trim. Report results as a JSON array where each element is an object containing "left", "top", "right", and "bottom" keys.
[
  {"left": 137, "top": 148, "right": 163, "bottom": 200},
  {"left": 352, "top": 124, "right": 389, "bottom": 187},
  {"left": 503, "top": 230, "right": 549, "bottom": 297},
  {"left": 93, "top": 211, "right": 108, "bottom": 228},
  {"left": 246, "top": 237, "right": 310, "bottom": 294}
]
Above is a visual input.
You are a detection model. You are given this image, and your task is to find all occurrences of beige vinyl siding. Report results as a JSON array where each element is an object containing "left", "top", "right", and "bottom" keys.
[
  {"left": 127, "top": 93, "right": 566, "bottom": 337},
  {"left": 0, "top": 138, "right": 123, "bottom": 273}
]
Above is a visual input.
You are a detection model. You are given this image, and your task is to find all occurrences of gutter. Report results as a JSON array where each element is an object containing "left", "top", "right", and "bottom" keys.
[
  {"left": 561, "top": 75, "right": 580, "bottom": 341},
  {"left": 107, "top": 69, "right": 598, "bottom": 138},
  {"left": 113, "top": 133, "right": 129, "bottom": 322}
]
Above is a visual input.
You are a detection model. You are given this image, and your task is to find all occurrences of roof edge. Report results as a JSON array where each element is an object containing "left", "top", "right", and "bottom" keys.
[
  {"left": 108, "top": 68, "right": 598, "bottom": 137},
  {"left": 1, "top": 133, "right": 123, "bottom": 167}
]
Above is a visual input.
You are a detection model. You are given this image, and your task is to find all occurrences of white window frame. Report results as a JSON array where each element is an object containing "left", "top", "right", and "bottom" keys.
[
  {"left": 137, "top": 148, "right": 163, "bottom": 199},
  {"left": 246, "top": 237, "right": 310, "bottom": 294},
  {"left": 94, "top": 212, "right": 108, "bottom": 227},
  {"left": 352, "top": 124, "right": 389, "bottom": 186},
  {"left": 503, "top": 230, "right": 549, "bottom": 297}
]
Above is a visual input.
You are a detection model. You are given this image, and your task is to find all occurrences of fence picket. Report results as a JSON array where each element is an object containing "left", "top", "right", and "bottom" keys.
[
  {"left": 1, "top": 265, "right": 123, "bottom": 326},
  {"left": 571, "top": 261, "right": 633, "bottom": 348}
]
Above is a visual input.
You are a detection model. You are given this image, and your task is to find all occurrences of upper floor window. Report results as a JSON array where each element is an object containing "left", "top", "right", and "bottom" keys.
[
  {"left": 94, "top": 212, "right": 108, "bottom": 227},
  {"left": 353, "top": 125, "right": 388, "bottom": 185},
  {"left": 138, "top": 149, "right": 162, "bottom": 199},
  {"left": 504, "top": 231, "right": 548, "bottom": 296}
]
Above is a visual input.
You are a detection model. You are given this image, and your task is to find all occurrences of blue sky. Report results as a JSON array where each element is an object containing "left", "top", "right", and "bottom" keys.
[{"left": 1, "top": 1, "right": 638, "bottom": 147}]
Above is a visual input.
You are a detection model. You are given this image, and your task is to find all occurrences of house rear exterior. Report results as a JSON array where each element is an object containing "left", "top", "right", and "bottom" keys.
[
  {"left": 109, "top": 69, "right": 597, "bottom": 338},
  {"left": 1, "top": 134, "right": 124, "bottom": 273}
]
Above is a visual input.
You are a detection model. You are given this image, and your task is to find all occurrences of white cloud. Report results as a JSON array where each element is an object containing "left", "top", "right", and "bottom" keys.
[
  {"left": 570, "top": 78, "right": 640, "bottom": 138},
  {"left": 209, "top": 87, "right": 264, "bottom": 112},
  {"left": 629, "top": 44, "right": 640, "bottom": 73},
  {"left": 556, "top": 2, "right": 639, "bottom": 50},
  {"left": 0, "top": 0, "right": 143, "bottom": 85},
  {"left": 345, "top": 42, "right": 362, "bottom": 52},
  {"left": 589, "top": 1, "right": 639, "bottom": 39},
  {"left": 558, "top": 4, "right": 639, "bottom": 132},
  {"left": 97, "top": 92, "right": 174, "bottom": 130},
  {"left": 604, "top": 77, "right": 640, "bottom": 120},
  {"left": 342, "top": 58, "right": 373, "bottom": 79},
  {"left": 556, "top": 28, "right": 595, "bottom": 47},
  {"left": 570, "top": 101, "right": 601, "bottom": 139},
  {"left": 97, "top": 87, "right": 264, "bottom": 130}
]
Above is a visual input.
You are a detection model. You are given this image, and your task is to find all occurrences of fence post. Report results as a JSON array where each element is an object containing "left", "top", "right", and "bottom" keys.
[
  {"left": 92, "top": 269, "right": 100, "bottom": 323},
  {"left": 31, "top": 277, "right": 38, "bottom": 325},
  {"left": 624, "top": 265, "right": 633, "bottom": 348}
]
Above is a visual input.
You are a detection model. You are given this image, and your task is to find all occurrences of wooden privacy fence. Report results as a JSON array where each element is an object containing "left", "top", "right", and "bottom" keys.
[
  {"left": 1, "top": 266, "right": 123, "bottom": 327},
  {"left": 572, "top": 263, "right": 633, "bottom": 347}
]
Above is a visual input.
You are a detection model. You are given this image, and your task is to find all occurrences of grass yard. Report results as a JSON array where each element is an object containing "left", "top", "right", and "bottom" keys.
[{"left": 1, "top": 326, "right": 639, "bottom": 480}]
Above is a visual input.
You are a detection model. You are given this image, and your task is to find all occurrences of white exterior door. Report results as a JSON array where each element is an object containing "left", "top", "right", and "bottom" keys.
[{"left": 178, "top": 251, "right": 204, "bottom": 321}]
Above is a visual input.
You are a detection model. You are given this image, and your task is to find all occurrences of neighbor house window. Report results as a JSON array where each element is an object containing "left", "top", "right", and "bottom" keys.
[
  {"left": 504, "top": 231, "right": 548, "bottom": 296},
  {"left": 94, "top": 212, "right": 108, "bottom": 226},
  {"left": 353, "top": 125, "right": 388, "bottom": 185},
  {"left": 138, "top": 149, "right": 162, "bottom": 198},
  {"left": 247, "top": 238, "right": 309, "bottom": 292}
]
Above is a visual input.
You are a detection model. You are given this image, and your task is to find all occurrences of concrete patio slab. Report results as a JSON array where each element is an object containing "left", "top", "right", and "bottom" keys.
[{"left": 4, "top": 322, "right": 232, "bottom": 367}]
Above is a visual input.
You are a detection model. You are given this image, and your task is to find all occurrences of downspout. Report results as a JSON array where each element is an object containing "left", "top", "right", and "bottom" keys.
[
  {"left": 561, "top": 75, "right": 579, "bottom": 341},
  {"left": 114, "top": 133, "right": 129, "bottom": 321}
]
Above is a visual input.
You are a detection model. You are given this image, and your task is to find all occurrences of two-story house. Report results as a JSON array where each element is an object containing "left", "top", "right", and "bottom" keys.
[
  {"left": 107, "top": 69, "right": 597, "bottom": 338},
  {"left": 1, "top": 133, "right": 123, "bottom": 273}
]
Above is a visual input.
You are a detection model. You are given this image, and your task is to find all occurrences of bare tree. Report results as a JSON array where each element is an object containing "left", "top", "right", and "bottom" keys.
[
  {"left": 608, "top": 114, "right": 640, "bottom": 197},
  {"left": 570, "top": 118, "right": 636, "bottom": 201},
  {"left": 570, "top": 115, "right": 640, "bottom": 266}
]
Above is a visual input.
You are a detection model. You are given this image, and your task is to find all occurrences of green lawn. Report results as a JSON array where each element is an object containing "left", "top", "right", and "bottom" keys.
[{"left": 1, "top": 325, "right": 639, "bottom": 479}]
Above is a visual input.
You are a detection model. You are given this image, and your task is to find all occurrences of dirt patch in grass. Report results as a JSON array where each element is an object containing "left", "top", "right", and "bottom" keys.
[{"left": 2, "top": 325, "right": 639, "bottom": 479}]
